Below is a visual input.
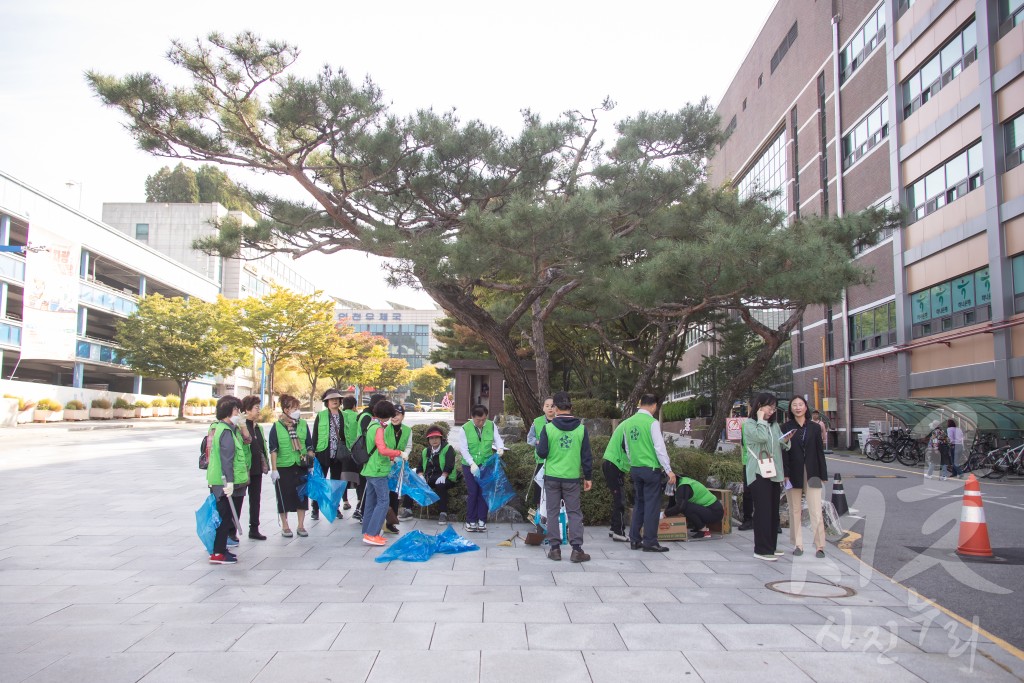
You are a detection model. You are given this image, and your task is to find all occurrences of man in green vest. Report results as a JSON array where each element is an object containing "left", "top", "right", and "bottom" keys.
[
  {"left": 537, "top": 391, "right": 593, "bottom": 562},
  {"left": 207, "top": 395, "right": 247, "bottom": 564},
  {"left": 452, "top": 404, "right": 505, "bottom": 532},
  {"left": 623, "top": 394, "right": 675, "bottom": 553},
  {"left": 664, "top": 475, "right": 724, "bottom": 539},
  {"left": 602, "top": 420, "right": 630, "bottom": 542}
]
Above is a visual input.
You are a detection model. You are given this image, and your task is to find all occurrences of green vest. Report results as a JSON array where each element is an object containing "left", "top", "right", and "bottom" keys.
[
  {"left": 273, "top": 420, "right": 309, "bottom": 467},
  {"left": 422, "top": 444, "right": 459, "bottom": 482},
  {"left": 532, "top": 415, "right": 548, "bottom": 463},
  {"left": 342, "top": 409, "right": 359, "bottom": 448},
  {"left": 603, "top": 421, "right": 629, "bottom": 473},
  {"left": 315, "top": 408, "right": 339, "bottom": 452},
  {"left": 677, "top": 476, "right": 716, "bottom": 507},
  {"left": 542, "top": 422, "right": 585, "bottom": 479},
  {"left": 207, "top": 421, "right": 248, "bottom": 487},
  {"left": 385, "top": 423, "right": 411, "bottom": 451},
  {"left": 622, "top": 411, "right": 659, "bottom": 469},
  {"left": 361, "top": 421, "right": 390, "bottom": 477},
  {"left": 462, "top": 420, "right": 495, "bottom": 465}
]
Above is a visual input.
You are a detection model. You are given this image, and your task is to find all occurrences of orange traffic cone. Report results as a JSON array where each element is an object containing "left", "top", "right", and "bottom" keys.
[{"left": 956, "top": 474, "right": 993, "bottom": 558}]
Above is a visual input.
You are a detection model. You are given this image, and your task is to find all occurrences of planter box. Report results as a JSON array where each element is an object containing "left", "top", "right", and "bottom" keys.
[
  {"left": 64, "top": 409, "right": 89, "bottom": 421},
  {"left": 161, "top": 407, "right": 174, "bottom": 417},
  {"left": 113, "top": 408, "right": 132, "bottom": 419},
  {"left": 135, "top": 408, "right": 153, "bottom": 418},
  {"left": 17, "top": 409, "right": 35, "bottom": 424},
  {"left": 184, "top": 405, "right": 198, "bottom": 416},
  {"left": 33, "top": 409, "right": 54, "bottom": 423},
  {"left": 90, "top": 408, "right": 114, "bottom": 420}
]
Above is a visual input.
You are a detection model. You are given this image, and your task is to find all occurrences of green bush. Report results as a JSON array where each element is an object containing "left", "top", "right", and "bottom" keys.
[
  {"left": 65, "top": 399, "right": 85, "bottom": 410},
  {"left": 134, "top": 400, "right": 151, "bottom": 409},
  {"left": 257, "top": 407, "right": 277, "bottom": 423},
  {"left": 186, "top": 397, "right": 202, "bottom": 407},
  {"left": 36, "top": 398, "right": 62, "bottom": 411},
  {"left": 151, "top": 397, "right": 167, "bottom": 408},
  {"left": 113, "top": 398, "right": 132, "bottom": 409},
  {"left": 573, "top": 399, "right": 620, "bottom": 419},
  {"left": 709, "top": 458, "right": 745, "bottom": 485},
  {"left": 90, "top": 398, "right": 111, "bottom": 409},
  {"left": 503, "top": 395, "right": 520, "bottom": 418},
  {"left": 165, "top": 395, "right": 181, "bottom": 407},
  {"left": 204, "top": 398, "right": 217, "bottom": 407}
]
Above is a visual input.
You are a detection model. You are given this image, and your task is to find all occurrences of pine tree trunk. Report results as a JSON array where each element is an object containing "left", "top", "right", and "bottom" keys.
[
  {"left": 620, "top": 322, "right": 676, "bottom": 419},
  {"left": 531, "top": 300, "right": 551, "bottom": 399}
]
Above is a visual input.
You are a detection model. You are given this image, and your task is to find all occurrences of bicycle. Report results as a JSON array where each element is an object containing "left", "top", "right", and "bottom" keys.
[{"left": 986, "top": 442, "right": 1024, "bottom": 479}]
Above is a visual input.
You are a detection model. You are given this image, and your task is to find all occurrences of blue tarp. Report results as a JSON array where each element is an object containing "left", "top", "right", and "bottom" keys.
[
  {"left": 305, "top": 461, "right": 347, "bottom": 523},
  {"left": 388, "top": 460, "right": 440, "bottom": 507},
  {"left": 195, "top": 494, "right": 221, "bottom": 554},
  {"left": 374, "top": 525, "right": 480, "bottom": 563},
  {"left": 478, "top": 454, "right": 516, "bottom": 511}
]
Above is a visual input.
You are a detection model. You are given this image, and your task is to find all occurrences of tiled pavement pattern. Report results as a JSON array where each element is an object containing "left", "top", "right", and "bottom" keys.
[{"left": 0, "top": 428, "right": 1022, "bottom": 682}]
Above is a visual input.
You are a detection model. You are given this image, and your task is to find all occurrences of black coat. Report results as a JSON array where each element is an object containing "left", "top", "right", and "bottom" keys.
[{"left": 780, "top": 419, "right": 827, "bottom": 487}]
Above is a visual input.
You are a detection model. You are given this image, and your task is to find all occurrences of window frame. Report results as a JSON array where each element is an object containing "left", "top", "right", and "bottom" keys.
[{"left": 901, "top": 19, "right": 977, "bottom": 120}]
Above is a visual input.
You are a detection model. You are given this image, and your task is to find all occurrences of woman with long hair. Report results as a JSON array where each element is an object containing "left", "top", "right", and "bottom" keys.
[
  {"left": 780, "top": 396, "right": 828, "bottom": 558},
  {"left": 741, "top": 392, "right": 793, "bottom": 561}
]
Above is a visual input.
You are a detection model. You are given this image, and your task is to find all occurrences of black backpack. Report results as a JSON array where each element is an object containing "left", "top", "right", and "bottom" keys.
[
  {"left": 199, "top": 427, "right": 214, "bottom": 469},
  {"left": 350, "top": 434, "right": 373, "bottom": 467}
]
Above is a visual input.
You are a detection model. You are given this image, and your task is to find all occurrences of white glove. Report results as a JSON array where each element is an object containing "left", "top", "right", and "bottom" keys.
[
  {"left": 224, "top": 482, "right": 234, "bottom": 497},
  {"left": 470, "top": 463, "right": 480, "bottom": 477},
  {"left": 270, "top": 470, "right": 281, "bottom": 482},
  {"left": 435, "top": 474, "right": 447, "bottom": 485},
  {"left": 402, "top": 451, "right": 410, "bottom": 461}
]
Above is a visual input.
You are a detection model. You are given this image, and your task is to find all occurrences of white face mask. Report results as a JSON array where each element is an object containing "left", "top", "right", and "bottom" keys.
[
  {"left": 289, "top": 410, "right": 301, "bottom": 420},
  {"left": 230, "top": 414, "right": 244, "bottom": 426}
]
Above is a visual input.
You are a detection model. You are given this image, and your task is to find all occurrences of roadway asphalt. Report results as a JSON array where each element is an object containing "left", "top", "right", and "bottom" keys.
[{"left": 827, "top": 451, "right": 1024, "bottom": 651}]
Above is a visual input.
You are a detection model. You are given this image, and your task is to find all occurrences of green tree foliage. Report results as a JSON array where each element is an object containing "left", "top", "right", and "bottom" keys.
[
  {"left": 89, "top": 32, "right": 895, "bottom": 420},
  {"left": 231, "top": 286, "right": 336, "bottom": 404},
  {"left": 115, "top": 294, "right": 248, "bottom": 418},
  {"left": 144, "top": 163, "right": 199, "bottom": 202},
  {"left": 363, "top": 357, "right": 411, "bottom": 393},
  {"left": 145, "top": 163, "right": 258, "bottom": 219},
  {"left": 410, "top": 364, "right": 448, "bottom": 402},
  {"left": 325, "top": 328, "right": 389, "bottom": 396}
]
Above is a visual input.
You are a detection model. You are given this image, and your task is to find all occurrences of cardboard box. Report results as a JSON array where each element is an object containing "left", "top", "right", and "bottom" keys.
[
  {"left": 657, "top": 516, "right": 689, "bottom": 542},
  {"left": 709, "top": 488, "right": 732, "bottom": 535}
]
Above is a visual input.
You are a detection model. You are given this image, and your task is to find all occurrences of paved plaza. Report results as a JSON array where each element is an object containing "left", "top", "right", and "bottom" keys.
[{"left": 0, "top": 423, "right": 1022, "bottom": 682}]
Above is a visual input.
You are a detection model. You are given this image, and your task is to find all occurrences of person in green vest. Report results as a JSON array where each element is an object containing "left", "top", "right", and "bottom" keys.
[
  {"left": 207, "top": 395, "right": 247, "bottom": 565},
  {"left": 310, "top": 388, "right": 346, "bottom": 521},
  {"left": 421, "top": 425, "right": 457, "bottom": 525},
  {"left": 451, "top": 404, "right": 506, "bottom": 532},
  {"left": 602, "top": 420, "right": 630, "bottom": 542},
  {"left": 623, "top": 394, "right": 675, "bottom": 553},
  {"left": 384, "top": 404, "right": 413, "bottom": 532},
  {"left": 353, "top": 393, "right": 387, "bottom": 522},
  {"left": 360, "top": 400, "right": 403, "bottom": 546},
  {"left": 240, "top": 394, "right": 269, "bottom": 541},
  {"left": 525, "top": 396, "right": 555, "bottom": 515},
  {"left": 664, "top": 475, "right": 723, "bottom": 539},
  {"left": 537, "top": 391, "right": 593, "bottom": 562},
  {"left": 268, "top": 394, "right": 314, "bottom": 538},
  {"left": 338, "top": 396, "right": 361, "bottom": 511}
]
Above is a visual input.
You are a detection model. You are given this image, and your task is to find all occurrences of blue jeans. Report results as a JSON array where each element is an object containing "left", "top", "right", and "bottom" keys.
[
  {"left": 462, "top": 465, "right": 488, "bottom": 524},
  {"left": 361, "top": 476, "right": 389, "bottom": 536}
]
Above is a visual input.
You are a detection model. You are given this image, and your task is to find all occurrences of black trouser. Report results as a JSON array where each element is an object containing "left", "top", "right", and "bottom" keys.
[
  {"left": 742, "top": 481, "right": 753, "bottom": 522},
  {"left": 683, "top": 500, "right": 724, "bottom": 531},
  {"left": 356, "top": 475, "right": 366, "bottom": 507},
  {"left": 749, "top": 476, "right": 781, "bottom": 556},
  {"left": 248, "top": 462, "right": 263, "bottom": 531},
  {"left": 214, "top": 494, "right": 244, "bottom": 554},
  {"left": 530, "top": 462, "right": 543, "bottom": 507},
  {"left": 429, "top": 478, "right": 453, "bottom": 513},
  {"left": 602, "top": 459, "right": 626, "bottom": 535},
  {"left": 312, "top": 453, "right": 344, "bottom": 514},
  {"left": 629, "top": 466, "right": 664, "bottom": 548}
]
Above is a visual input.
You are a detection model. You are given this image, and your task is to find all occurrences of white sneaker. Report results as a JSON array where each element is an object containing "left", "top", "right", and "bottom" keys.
[
  {"left": 464, "top": 521, "right": 477, "bottom": 532},
  {"left": 753, "top": 553, "right": 778, "bottom": 562},
  {"left": 477, "top": 523, "right": 487, "bottom": 532}
]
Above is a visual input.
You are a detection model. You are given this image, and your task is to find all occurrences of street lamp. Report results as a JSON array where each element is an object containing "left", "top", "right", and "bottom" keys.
[{"left": 65, "top": 181, "right": 83, "bottom": 210}]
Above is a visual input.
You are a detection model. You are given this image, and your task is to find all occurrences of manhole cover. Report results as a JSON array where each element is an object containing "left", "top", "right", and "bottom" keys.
[{"left": 765, "top": 580, "right": 856, "bottom": 598}]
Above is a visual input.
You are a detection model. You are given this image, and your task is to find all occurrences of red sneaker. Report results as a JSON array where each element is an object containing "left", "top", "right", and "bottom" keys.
[{"left": 209, "top": 553, "right": 237, "bottom": 564}]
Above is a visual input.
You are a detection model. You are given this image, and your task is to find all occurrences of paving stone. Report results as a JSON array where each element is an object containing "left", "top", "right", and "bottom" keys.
[
  {"left": 121, "top": 585, "right": 220, "bottom": 604},
  {"left": 520, "top": 586, "right": 600, "bottom": 603},
  {"left": 34, "top": 603, "right": 153, "bottom": 625},
  {"left": 552, "top": 572, "right": 627, "bottom": 587},
  {"left": 727, "top": 603, "right": 831, "bottom": 625},
  {"left": 364, "top": 585, "right": 447, "bottom": 603},
  {"left": 620, "top": 572, "right": 700, "bottom": 588},
  {"left": 263, "top": 569, "right": 347, "bottom": 585},
  {"left": 202, "top": 585, "right": 297, "bottom": 603},
  {"left": 484, "top": 570, "right": 555, "bottom": 586},
  {"left": 584, "top": 650, "right": 700, "bottom": 682},
  {"left": 0, "top": 586, "right": 76, "bottom": 603},
  {"left": 737, "top": 587, "right": 837, "bottom": 606},
  {"left": 595, "top": 586, "right": 679, "bottom": 602},
  {"left": 251, "top": 556, "right": 329, "bottom": 570},
  {"left": 339, "top": 570, "right": 417, "bottom": 586},
  {"left": 129, "top": 624, "right": 252, "bottom": 652},
  {"left": 783, "top": 651, "right": 925, "bottom": 682},
  {"left": 23, "top": 652, "right": 169, "bottom": 683},
  {"left": 190, "top": 570, "right": 281, "bottom": 587},
  {"left": 705, "top": 624, "right": 824, "bottom": 652},
  {"left": 137, "top": 652, "right": 273, "bottom": 682},
  {"left": 483, "top": 601, "right": 570, "bottom": 624},
  {"left": 214, "top": 602, "right": 317, "bottom": 624},
  {"left": 686, "top": 651, "right": 815, "bottom": 682},
  {"left": 412, "top": 570, "right": 484, "bottom": 586},
  {"left": 668, "top": 587, "right": 751, "bottom": 604},
  {"left": 0, "top": 653, "right": 61, "bottom": 683},
  {"left": 616, "top": 623, "right": 724, "bottom": 651},
  {"left": 443, "top": 585, "right": 523, "bottom": 602},
  {"left": 566, "top": 602, "right": 657, "bottom": 624},
  {"left": 230, "top": 623, "right": 342, "bottom": 651},
  {"left": 367, "top": 650, "right": 479, "bottom": 682},
  {"left": 282, "top": 585, "right": 370, "bottom": 603},
  {"left": 396, "top": 601, "right": 483, "bottom": 623},
  {"left": 431, "top": 623, "right": 528, "bottom": 650},
  {"left": 26, "top": 625, "right": 158, "bottom": 655},
  {"left": 128, "top": 604, "right": 235, "bottom": 625},
  {"left": 115, "top": 570, "right": 211, "bottom": 586},
  {"left": 647, "top": 602, "right": 746, "bottom": 624},
  {"left": 306, "top": 602, "right": 401, "bottom": 623},
  {"left": 452, "top": 557, "right": 519, "bottom": 571},
  {"left": 481, "top": 651, "right": 590, "bottom": 683},
  {"left": 526, "top": 623, "right": 626, "bottom": 651},
  {"left": 891, "top": 651, "right": 1024, "bottom": 681},
  {"left": 0, "top": 603, "right": 70, "bottom": 625},
  {"left": 809, "top": 605, "right": 919, "bottom": 628},
  {"left": 332, "top": 622, "right": 432, "bottom": 650},
  {"left": 250, "top": 651, "right": 377, "bottom": 683}
]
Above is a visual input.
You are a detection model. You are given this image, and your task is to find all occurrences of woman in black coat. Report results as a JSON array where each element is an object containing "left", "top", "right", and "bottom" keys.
[{"left": 780, "top": 396, "right": 828, "bottom": 558}]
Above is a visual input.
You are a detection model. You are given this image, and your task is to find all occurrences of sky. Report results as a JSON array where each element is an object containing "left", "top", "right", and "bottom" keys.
[{"left": 0, "top": 0, "right": 777, "bottom": 308}]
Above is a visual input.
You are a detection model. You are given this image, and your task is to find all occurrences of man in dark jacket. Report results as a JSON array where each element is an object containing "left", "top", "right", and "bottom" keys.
[{"left": 537, "top": 391, "right": 593, "bottom": 563}]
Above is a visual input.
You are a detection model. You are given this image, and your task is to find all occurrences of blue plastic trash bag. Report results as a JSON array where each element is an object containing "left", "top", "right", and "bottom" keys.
[
  {"left": 375, "top": 530, "right": 437, "bottom": 563},
  {"left": 306, "top": 461, "right": 346, "bottom": 523},
  {"left": 478, "top": 455, "right": 516, "bottom": 511},
  {"left": 388, "top": 460, "right": 440, "bottom": 507},
  {"left": 195, "top": 494, "right": 221, "bottom": 554},
  {"left": 435, "top": 525, "right": 480, "bottom": 555}
]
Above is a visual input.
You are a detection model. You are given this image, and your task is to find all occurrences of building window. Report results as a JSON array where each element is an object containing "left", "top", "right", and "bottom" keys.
[
  {"left": 901, "top": 19, "right": 977, "bottom": 119},
  {"left": 790, "top": 107, "right": 800, "bottom": 220},
  {"left": 840, "top": 3, "right": 886, "bottom": 84},
  {"left": 1012, "top": 254, "right": 1024, "bottom": 312},
  {"left": 854, "top": 197, "right": 896, "bottom": 255},
  {"left": 737, "top": 130, "right": 788, "bottom": 217},
  {"left": 771, "top": 21, "right": 798, "bottom": 74},
  {"left": 758, "top": 73, "right": 763, "bottom": 88},
  {"left": 1005, "top": 112, "right": 1024, "bottom": 171},
  {"left": 905, "top": 141, "right": 983, "bottom": 223},
  {"left": 842, "top": 99, "right": 889, "bottom": 169},
  {"left": 135, "top": 223, "right": 149, "bottom": 242},
  {"left": 849, "top": 301, "right": 896, "bottom": 354},
  {"left": 685, "top": 324, "right": 710, "bottom": 349},
  {"left": 897, "top": 0, "right": 915, "bottom": 19},
  {"left": 825, "top": 305, "right": 834, "bottom": 360},
  {"left": 1000, "top": 0, "right": 1024, "bottom": 36},
  {"left": 817, "top": 73, "right": 829, "bottom": 216},
  {"left": 910, "top": 266, "right": 991, "bottom": 338}
]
